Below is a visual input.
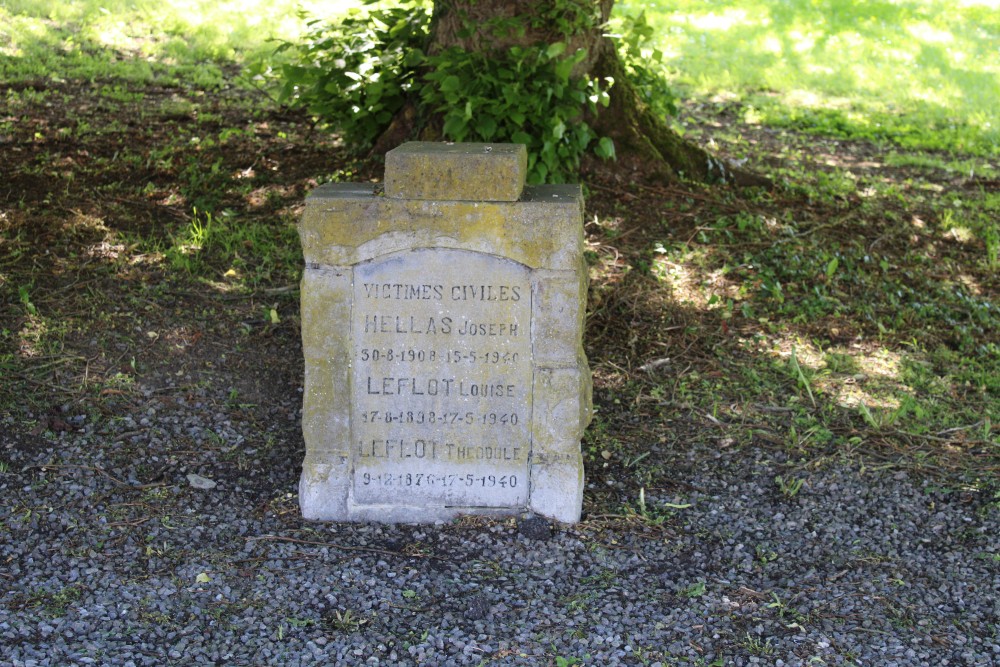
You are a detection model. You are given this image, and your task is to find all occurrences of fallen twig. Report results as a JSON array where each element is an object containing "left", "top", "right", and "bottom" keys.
[
  {"left": 753, "top": 404, "right": 795, "bottom": 413},
  {"left": 936, "top": 422, "right": 985, "bottom": 436},
  {"left": 638, "top": 357, "right": 671, "bottom": 372},
  {"left": 25, "top": 464, "right": 167, "bottom": 490}
]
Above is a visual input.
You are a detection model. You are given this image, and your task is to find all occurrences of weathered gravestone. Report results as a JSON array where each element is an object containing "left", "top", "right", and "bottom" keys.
[{"left": 298, "top": 142, "right": 591, "bottom": 523}]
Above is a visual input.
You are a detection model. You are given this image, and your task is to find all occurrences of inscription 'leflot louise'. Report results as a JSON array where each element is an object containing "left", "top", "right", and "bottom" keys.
[
  {"left": 351, "top": 249, "right": 531, "bottom": 507},
  {"left": 298, "top": 142, "right": 591, "bottom": 523}
]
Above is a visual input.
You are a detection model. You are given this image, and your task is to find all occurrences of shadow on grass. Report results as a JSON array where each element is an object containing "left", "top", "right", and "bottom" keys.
[
  {"left": 1, "top": 0, "right": 997, "bottom": 512},
  {"left": 580, "top": 178, "right": 998, "bottom": 496}
]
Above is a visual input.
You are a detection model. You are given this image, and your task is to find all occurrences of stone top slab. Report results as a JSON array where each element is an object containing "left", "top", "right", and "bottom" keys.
[
  {"left": 384, "top": 142, "right": 528, "bottom": 202},
  {"left": 300, "top": 182, "right": 584, "bottom": 271}
]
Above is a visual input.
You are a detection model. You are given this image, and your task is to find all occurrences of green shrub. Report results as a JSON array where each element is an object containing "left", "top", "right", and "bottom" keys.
[
  {"left": 274, "top": 5, "right": 429, "bottom": 149},
  {"left": 420, "top": 43, "right": 612, "bottom": 184},
  {"left": 270, "top": 1, "right": 677, "bottom": 183}
]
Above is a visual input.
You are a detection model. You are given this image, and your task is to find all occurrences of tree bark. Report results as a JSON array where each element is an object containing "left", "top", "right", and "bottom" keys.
[
  {"left": 375, "top": 0, "right": 769, "bottom": 187},
  {"left": 428, "top": 0, "right": 612, "bottom": 75},
  {"left": 590, "top": 36, "right": 770, "bottom": 186}
]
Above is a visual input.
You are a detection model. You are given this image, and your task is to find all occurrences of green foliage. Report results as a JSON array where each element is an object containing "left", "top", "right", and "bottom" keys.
[
  {"left": 18, "top": 285, "right": 37, "bottom": 316},
  {"left": 741, "top": 632, "right": 774, "bottom": 656},
  {"left": 940, "top": 195, "right": 1000, "bottom": 270},
  {"left": 274, "top": 4, "right": 429, "bottom": 149},
  {"left": 642, "top": 151, "right": 1000, "bottom": 450},
  {"left": 161, "top": 209, "right": 301, "bottom": 287},
  {"left": 692, "top": 207, "right": 1000, "bottom": 359},
  {"left": 325, "top": 608, "right": 368, "bottom": 632},
  {"left": 774, "top": 475, "right": 804, "bottom": 498},
  {"left": 271, "top": 1, "right": 634, "bottom": 183},
  {"left": 606, "top": 11, "right": 676, "bottom": 119},
  {"left": 180, "top": 157, "right": 232, "bottom": 212},
  {"left": 421, "top": 44, "right": 611, "bottom": 183},
  {"left": 681, "top": 581, "right": 706, "bottom": 598},
  {"left": 19, "top": 585, "right": 84, "bottom": 617}
]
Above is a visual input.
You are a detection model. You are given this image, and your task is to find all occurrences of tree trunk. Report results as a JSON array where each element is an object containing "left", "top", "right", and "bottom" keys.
[
  {"left": 375, "top": 0, "right": 769, "bottom": 187},
  {"left": 589, "top": 36, "right": 770, "bottom": 186},
  {"left": 428, "top": 0, "right": 612, "bottom": 75}
]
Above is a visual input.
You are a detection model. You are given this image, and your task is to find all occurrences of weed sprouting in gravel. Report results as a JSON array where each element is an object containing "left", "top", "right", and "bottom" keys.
[{"left": 774, "top": 475, "right": 805, "bottom": 498}]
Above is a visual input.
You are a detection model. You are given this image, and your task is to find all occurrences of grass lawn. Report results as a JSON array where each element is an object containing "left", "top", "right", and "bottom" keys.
[
  {"left": 617, "top": 0, "right": 1000, "bottom": 155},
  {"left": 1, "top": 0, "right": 997, "bottom": 508}
]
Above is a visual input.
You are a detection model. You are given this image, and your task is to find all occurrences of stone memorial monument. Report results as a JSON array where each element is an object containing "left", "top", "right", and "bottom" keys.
[{"left": 298, "top": 142, "right": 591, "bottom": 523}]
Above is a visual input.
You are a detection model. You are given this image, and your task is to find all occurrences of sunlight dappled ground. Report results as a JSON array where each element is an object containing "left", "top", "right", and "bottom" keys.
[
  {"left": 0, "top": 0, "right": 362, "bottom": 76},
  {"left": 1, "top": 0, "right": 997, "bottom": 491},
  {"left": 616, "top": 0, "right": 1000, "bottom": 155}
]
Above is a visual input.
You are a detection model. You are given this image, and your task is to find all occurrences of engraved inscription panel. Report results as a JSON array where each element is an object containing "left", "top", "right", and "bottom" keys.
[{"left": 351, "top": 249, "right": 532, "bottom": 507}]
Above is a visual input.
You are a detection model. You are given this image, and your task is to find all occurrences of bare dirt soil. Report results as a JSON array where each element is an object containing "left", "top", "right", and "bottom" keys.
[{"left": 1, "top": 70, "right": 997, "bottom": 509}]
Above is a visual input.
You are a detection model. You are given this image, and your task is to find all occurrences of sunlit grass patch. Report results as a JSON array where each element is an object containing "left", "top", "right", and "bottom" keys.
[
  {"left": 883, "top": 152, "right": 996, "bottom": 178},
  {"left": 137, "top": 209, "right": 303, "bottom": 289},
  {"left": 0, "top": 0, "right": 362, "bottom": 83},
  {"left": 618, "top": 0, "right": 1000, "bottom": 155},
  {"left": 620, "top": 165, "right": 1000, "bottom": 457}
]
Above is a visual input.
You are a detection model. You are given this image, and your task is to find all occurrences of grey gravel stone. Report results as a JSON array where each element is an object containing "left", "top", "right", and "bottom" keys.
[
  {"left": 2, "top": 400, "right": 998, "bottom": 667},
  {"left": 518, "top": 515, "right": 553, "bottom": 541},
  {"left": 464, "top": 594, "right": 491, "bottom": 621}
]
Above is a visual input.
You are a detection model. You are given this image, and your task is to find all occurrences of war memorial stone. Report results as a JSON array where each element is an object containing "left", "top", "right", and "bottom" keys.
[{"left": 298, "top": 142, "right": 591, "bottom": 523}]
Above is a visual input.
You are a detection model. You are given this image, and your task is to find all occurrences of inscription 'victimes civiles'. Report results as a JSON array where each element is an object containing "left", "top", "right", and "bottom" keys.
[{"left": 362, "top": 283, "right": 521, "bottom": 302}]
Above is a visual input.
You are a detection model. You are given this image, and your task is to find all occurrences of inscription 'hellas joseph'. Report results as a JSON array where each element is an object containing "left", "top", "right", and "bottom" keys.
[
  {"left": 362, "top": 282, "right": 523, "bottom": 337},
  {"left": 363, "top": 315, "right": 519, "bottom": 337}
]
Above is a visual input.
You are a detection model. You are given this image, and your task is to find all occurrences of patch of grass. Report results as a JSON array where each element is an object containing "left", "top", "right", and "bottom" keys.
[
  {"left": 883, "top": 152, "right": 997, "bottom": 178},
  {"left": 554, "top": 656, "right": 589, "bottom": 667},
  {"left": 680, "top": 581, "right": 706, "bottom": 598},
  {"left": 324, "top": 608, "right": 368, "bottom": 633},
  {"left": 594, "top": 169, "right": 998, "bottom": 477},
  {"left": 617, "top": 0, "right": 1000, "bottom": 155},
  {"left": 0, "top": 3, "right": 332, "bottom": 418},
  {"left": 632, "top": 156, "right": 1000, "bottom": 450},
  {"left": 774, "top": 475, "right": 805, "bottom": 498},
  {"left": 562, "top": 590, "right": 598, "bottom": 613},
  {"left": 740, "top": 632, "right": 774, "bottom": 656},
  {"left": 16, "top": 585, "right": 84, "bottom": 617},
  {"left": 0, "top": 0, "right": 332, "bottom": 85},
  {"left": 152, "top": 208, "right": 302, "bottom": 288},
  {"left": 938, "top": 193, "right": 1000, "bottom": 270},
  {"left": 622, "top": 487, "right": 689, "bottom": 526}
]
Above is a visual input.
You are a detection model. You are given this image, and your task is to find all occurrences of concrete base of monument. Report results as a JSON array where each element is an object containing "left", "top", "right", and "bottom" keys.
[{"left": 299, "top": 462, "right": 583, "bottom": 524}]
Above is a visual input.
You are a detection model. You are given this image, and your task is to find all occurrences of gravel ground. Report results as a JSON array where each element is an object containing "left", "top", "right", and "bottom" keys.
[{"left": 1, "top": 380, "right": 998, "bottom": 667}]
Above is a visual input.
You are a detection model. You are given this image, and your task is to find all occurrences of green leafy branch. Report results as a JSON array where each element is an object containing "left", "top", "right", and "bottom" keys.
[
  {"left": 421, "top": 43, "right": 612, "bottom": 183},
  {"left": 267, "top": 1, "right": 680, "bottom": 183}
]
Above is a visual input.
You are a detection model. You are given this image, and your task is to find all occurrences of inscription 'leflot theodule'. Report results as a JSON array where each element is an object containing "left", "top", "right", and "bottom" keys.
[{"left": 298, "top": 142, "right": 591, "bottom": 523}]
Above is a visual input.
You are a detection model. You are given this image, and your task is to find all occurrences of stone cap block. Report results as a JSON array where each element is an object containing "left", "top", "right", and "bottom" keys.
[
  {"left": 384, "top": 142, "right": 527, "bottom": 201},
  {"left": 300, "top": 182, "right": 584, "bottom": 271}
]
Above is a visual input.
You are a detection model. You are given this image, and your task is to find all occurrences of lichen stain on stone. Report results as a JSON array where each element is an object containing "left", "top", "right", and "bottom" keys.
[{"left": 303, "top": 464, "right": 332, "bottom": 483}]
